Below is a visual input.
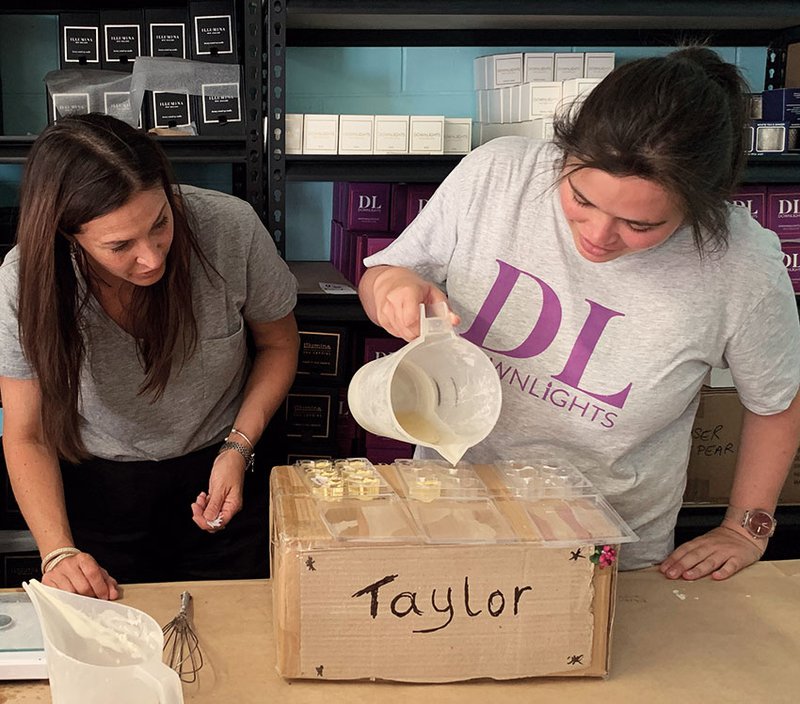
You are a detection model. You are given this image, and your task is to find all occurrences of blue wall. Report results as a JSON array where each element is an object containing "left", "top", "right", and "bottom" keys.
[{"left": 0, "top": 15, "right": 767, "bottom": 258}]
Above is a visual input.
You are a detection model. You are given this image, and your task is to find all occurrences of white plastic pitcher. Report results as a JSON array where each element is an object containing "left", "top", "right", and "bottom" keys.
[
  {"left": 348, "top": 302, "right": 502, "bottom": 464},
  {"left": 22, "top": 580, "right": 183, "bottom": 704}
]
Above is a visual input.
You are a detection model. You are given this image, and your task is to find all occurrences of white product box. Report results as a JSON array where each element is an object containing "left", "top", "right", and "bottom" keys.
[
  {"left": 443, "top": 118, "right": 473, "bottom": 154},
  {"left": 476, "top": 90, "right": 490, "bottom": 123},
  {"left": 520, "top": 82, "right": 562, "bottom": 120},
  {"left": 554, "top": 52, "right": 584, "bottom": 81},
  {"left": 285, "top": 113, "right": 303, "bottom": 154},
  {"left": 409, "top": 115, "right": 445, "bottom": 154},
  {"left": 302, "top": 113, "right": 338, "bottom": 154},
  {"left": 373, "top": 115, "right": 410, "bottom": 154},
  {"left": 584, "top": 52, "right": 615, "bottom": 80},
  {"left": 488, "top": 88, "right": 503, "bottom": 124},
  {"left": 485, "top": 52, "right": 524, "bottom": 88},
  {"left": 558, "top": 77, "right": 603, "bottom": 115},
  {"left": 523, "top": 52, "right": 555, "bottom": 83},
  {"left": 473, "top": 55, "right": 488, "bottom": 90},
  {"left": 478, "top": 119, "right": 552, "bottom": 145},
  {"left": 508, "top": 85, "right": 522, "bottom": 123},
  {"left": 338, "top": 114, "right": 374, "bottom": 154}
]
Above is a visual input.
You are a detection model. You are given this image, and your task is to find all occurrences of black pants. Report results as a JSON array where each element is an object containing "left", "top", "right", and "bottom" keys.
[{"left": 61, "top": 434, "right": 280, "bottom": 585}]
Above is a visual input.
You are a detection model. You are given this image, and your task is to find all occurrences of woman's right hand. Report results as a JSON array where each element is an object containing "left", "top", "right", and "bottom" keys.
[
  {"left": 364, "top": 266, "right": 460, "bottom": 341},
  {"left": 42, "top": 552, "right": 120, "bottom": 600}
]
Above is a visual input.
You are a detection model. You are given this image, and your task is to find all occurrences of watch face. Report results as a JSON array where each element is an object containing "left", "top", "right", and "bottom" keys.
[{"left": 746, "top": 510, "right": 775, "bottom": 537}]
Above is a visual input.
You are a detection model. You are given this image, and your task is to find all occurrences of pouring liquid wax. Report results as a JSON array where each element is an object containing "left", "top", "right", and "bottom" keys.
[
  {"left": 22, "top": 579, "right": 183, "bottom": 704},
  {"left": 349, "top": 303, "right": 502, "bottom": 465}
]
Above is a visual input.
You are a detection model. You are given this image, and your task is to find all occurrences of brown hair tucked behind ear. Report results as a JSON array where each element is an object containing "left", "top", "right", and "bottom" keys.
[
  {"left": 552, "top": 46, "right": 751, "bottom": 256},
  {"left": 16, "top": 114, "right": 210, "bottom": 462}
]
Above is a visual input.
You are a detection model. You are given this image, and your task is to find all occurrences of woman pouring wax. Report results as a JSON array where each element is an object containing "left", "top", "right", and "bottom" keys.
[
  {"left": 0, "top": 114, "right": 299, "bottom": 599},
  {"left": 357, "top": 47, "right": 800, "bottom": 580}
]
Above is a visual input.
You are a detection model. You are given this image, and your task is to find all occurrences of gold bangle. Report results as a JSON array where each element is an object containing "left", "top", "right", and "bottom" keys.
[
  {"left": 41, "top": 546, "right": 81, "bottom": 574},
  {"left": 229, "top": 427, "right": 254, "bottom": 450}
]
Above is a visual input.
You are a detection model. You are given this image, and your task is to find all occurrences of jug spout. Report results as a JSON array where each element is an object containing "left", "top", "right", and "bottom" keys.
[{"left": 436, "top": 443, "right": 472, "bottom": 466}]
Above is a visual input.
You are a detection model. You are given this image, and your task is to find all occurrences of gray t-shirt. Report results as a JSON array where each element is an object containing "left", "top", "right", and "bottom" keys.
[
  {"left": 365, "top": 137, "right": 800, "bottom": 569},
  {"left": 0, "top": 185, "right": 297, "bottom": 461}
]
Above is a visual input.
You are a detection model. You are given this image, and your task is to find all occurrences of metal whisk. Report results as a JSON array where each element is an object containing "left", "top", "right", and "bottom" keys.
[{"left": 162, "top": 591, "right": 204, "bottom": 683}]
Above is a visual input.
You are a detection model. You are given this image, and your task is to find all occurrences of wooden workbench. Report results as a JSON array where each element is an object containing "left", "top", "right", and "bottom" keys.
[{"left": 3, "top": 560, "right": 799, "bottom": 704}]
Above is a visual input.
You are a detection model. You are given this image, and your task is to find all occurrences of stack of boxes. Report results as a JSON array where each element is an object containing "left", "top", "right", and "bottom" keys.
[
  {"left": 285, "top": 114, "right": 472, "bottom": 156},
  {"left": 330, "top": 181, "right": 439, "bottom": 286},
  {"left": 747, "top": 87, "right": 800, "bottom": 155},
  {"left": 731, "top": 184, "right": 800, "bottom": 292},
  {"left": 474, "top": 51, "right": 615, "bottom": 144},
  {"left": 49, "top": 1, "right": 243, "bottom": 135}
]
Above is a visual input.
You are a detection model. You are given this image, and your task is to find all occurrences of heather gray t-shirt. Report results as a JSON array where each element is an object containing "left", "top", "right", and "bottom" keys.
[
  {"left": 365, "top": 137, "right": 800, "bottom": 569},
  {"left": 0, "top": 185, "right": 297, "bottom": 461}
]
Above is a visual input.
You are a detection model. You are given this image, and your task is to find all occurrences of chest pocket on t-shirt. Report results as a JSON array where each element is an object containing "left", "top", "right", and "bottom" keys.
[{"left": 200, "top": 318, "right": 248, "bottom": 402}]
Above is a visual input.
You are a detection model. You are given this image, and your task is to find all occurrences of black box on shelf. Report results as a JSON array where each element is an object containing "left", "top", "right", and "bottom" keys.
[
  {"left": 46, "top": 87, "right": 91, "bottom": 125},
  {"left": 197, "top": 75, "right": 245, "bottom": 135},
  {"left": 59, "top": 13, "right": 101, "bottom": 69},
  {"left": 100, "top": 10, "right": 144, "bottom": 72},
  {"left": 145, "top": 8, "right": 190, "bottom": 59},
  {"left": 296, "top": 326, "right": 350, "bottom": 382},
  {"left": 189, "top": 0, "right": 239, "bottom": 64},
  {"left": 103, "top": 88, "right": 143, "bottom": 128},
  {"left": 285, "top": 387, "right": 337, "bottom": 442},
  {"left": 146, "top": 90, "right": 196, "bottom": 131}
]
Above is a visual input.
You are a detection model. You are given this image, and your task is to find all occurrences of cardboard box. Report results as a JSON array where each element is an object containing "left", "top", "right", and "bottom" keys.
[
  {"left": 189, "top": 0, "right": 238, "bottom": 64},
  {"left": 100, "top": 10, "right": 143, "bottom": 72},
  {"left": 145, "top": 7, "right": 189, "bottom": 59},
  {"left": 730, "top": 186, "right": 767, "bottom": 228},
  {"left": 296, "top": 327, "right": 348, "bottom": 381},
  {"left": 271, "top": 461, "right": 634, "bottom": 682},
  {"left": 684, "top": 388, "right": 800, "bottom": 505}
]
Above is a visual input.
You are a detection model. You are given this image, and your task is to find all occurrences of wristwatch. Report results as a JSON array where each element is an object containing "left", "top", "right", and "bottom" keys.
[{"left": 724, "top": 507, "right": 777, "bottom": 539}]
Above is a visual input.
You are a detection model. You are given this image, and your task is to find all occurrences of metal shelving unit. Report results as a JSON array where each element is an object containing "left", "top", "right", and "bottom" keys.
[
  {"left": 268, "top": 0, "right": 800, "bottom": 315},
  {"left": 0, "top": 0, "right": 265, "bottom": 219}
]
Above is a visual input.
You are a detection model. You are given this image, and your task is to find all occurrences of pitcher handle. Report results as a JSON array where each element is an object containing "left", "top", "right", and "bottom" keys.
[
  {"left": 136, "top": 659, "right": 184, "bottom": 704},
  {"left": 419, "top": 301, "right": 456, "bottom": 339}
]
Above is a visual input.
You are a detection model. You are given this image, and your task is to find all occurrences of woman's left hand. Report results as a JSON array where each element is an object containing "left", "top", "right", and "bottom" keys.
[
  {"left": 191, "top": 451, "right": 247, "bottom": 532},
  {"left": 659, "top": 526, "right": 764, "bottom": 581}
]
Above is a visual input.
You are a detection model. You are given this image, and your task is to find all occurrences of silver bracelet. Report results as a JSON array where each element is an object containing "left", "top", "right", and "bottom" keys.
[
  {"left": 229, "top": 427, "right": 254, "bottom": 450},
  {"left": 218, "top": 440, "right": 255, "bottom": 471}
]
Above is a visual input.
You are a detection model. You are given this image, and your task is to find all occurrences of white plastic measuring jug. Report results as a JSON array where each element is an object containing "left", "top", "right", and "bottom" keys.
[
  {"left": 22, "top": 579, "right": 183, "bottom": 704},
  {"left": 348, "top": 302, "right": 502, "bottom": 464}
]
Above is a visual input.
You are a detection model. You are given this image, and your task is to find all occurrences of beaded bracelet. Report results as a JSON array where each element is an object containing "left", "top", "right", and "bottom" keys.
[{"left": 41, "top": 546, "right": 81, "bottom": 574}]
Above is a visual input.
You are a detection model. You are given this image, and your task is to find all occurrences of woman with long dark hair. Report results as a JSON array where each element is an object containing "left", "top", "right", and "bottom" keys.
[
  {"left": 358, "top": 47, "right": 800, "bottom": 581},
  {"left": 0, "top": 113, "right": 299, "bottom": 598}
]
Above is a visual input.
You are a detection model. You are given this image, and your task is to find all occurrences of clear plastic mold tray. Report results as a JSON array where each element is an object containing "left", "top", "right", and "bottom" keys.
[
  {"left": 294, "top": 458, "right": 394, "bottom": 501},
  {"left": 518, "top": 494, "right": 639, "bottom": 547},
  {"left": 394, "top": 459, "right": 490, "bottom": 501},
  {"left": 292, "top": 458, "right": 421, "bottom": 542},
  {"left": 393, "top": 459, "right": 517, "bottom": 543},
  {"left": 494, "top": 459, "right": 595, "bottom": 499}
]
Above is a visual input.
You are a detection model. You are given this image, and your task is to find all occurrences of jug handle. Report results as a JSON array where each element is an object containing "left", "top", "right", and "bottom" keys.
[
  {"left": 419, "top": 301, "right": 456, "bottom": 339},
  {"left": 135, "top": 659, "right": 184, "bottom": 704}
]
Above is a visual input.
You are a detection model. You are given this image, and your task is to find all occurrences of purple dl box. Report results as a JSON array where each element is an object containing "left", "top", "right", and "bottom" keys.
[
  {"left": 344, "top": 182, "right": 391, "bottom": 231},
  {"left": 389, "top": 182, "right": 439, "bottom": 232},
  {"left": 767, "top": 187, "right": 800, "bottom": 239},
  {"left": 362, "top": 335, "right": 405, "bottom": 363},
  {"left": 781, "top": 241, "right": 800, "bottom": 293},
  {"left": 354, "top": 234, "right": 395, "bottom": 286},
  {"left": 730, "top": 186, "right": 767, "bottom": 227}
]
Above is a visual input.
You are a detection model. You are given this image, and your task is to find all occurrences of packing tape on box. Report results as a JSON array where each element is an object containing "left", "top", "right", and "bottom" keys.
[{"left": 45, "top": 58, "right": 240, "bottom": 131}]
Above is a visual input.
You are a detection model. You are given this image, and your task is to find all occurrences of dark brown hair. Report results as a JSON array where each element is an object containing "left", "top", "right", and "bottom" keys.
[
  {"left": 16, "top": 113, "right": 208, "bottom": 462},
  {"left": 552, "top": 46, "right": 751, "bottom": 255}
]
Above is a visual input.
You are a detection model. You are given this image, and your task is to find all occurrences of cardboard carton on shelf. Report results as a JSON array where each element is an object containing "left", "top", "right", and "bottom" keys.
[
  {"left": 270, "top": 458, "right": 638, "bottom": 683},
  {"left": 684, "top": 387, "right": 800, "bottom": 506}
]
